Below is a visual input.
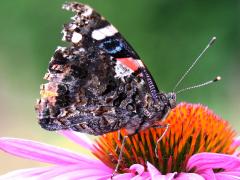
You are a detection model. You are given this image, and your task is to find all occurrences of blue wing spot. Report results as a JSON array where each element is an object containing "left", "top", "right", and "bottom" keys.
[{"left": 99, "top": 39, "right": 124, "bottom": 54}]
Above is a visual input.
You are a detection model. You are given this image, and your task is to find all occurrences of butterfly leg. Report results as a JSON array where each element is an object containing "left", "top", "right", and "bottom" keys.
[
  {"left": 154, "top": 123, "right": 170, "bottom": 158},
  {"left": 146, "top": 109, "right": 171, "bottom": 157},
  {"left": 161, "top": 109, "right": 170, "bottom": 123},
  {"left": 114, "top": 130, "right": 121, "bottom": 152},
  {"left": 111, "top": 135, "right": 128, "bottom": 179}
]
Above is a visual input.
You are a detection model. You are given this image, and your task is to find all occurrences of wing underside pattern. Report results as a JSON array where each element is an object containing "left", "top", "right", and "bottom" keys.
[{"left": 36, "top": 2, "right": 167, "bottom": 135}]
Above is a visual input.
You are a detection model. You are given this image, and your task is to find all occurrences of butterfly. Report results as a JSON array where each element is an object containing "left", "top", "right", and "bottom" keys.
[{"left": 35, "top": 2, "right": 176, "bottom": 137}]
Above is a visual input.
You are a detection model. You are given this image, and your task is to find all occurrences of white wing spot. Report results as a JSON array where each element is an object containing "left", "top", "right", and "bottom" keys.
[
  {"left": 62, "top": 30, "right": 67, "bottom": 41},
  {"left": 82, "top": 7, "right": 93, "bottom": 17},
  {"left": 92, "top": 30, "right": 106, "bottom": 41},
  {"left": 68, "top": 23, "right": 77, "bottom": 31},
  {"left": 71, "top": 32, "right": 82, "bottom": 43},
  {"left": 92, "top": 25, "right": 118, "bottom": 40}
]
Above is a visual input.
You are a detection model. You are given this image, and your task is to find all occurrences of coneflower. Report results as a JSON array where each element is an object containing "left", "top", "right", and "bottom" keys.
[{"left": 0, "top": 103, "right": 240, "bottom": 179}]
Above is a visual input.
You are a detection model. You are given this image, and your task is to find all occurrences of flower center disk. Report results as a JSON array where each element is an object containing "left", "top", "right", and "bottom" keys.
[{"left": 92, "top": 103, "right": 237, "bottom": 174}]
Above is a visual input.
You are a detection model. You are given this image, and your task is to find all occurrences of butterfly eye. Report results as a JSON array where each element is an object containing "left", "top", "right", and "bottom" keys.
[{"left": 169, "top": 99, "right": 177, "bottom": 109}]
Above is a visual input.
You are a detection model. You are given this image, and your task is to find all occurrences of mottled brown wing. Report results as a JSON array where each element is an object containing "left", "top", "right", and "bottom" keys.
[{"left": 36, "top": 2, "right": 162, "bottom": 135}]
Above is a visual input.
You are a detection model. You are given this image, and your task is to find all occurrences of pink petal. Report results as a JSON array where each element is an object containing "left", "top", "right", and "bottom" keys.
[
  {"left": 147, "top": 161, "right": 161, "bottom": 177},
  {"left": 152, "top": 173, "right": 178, "bottom": 180},
  {"left": 59, "top": 130, "right": 93, "bottom": 150},
  {"left": 112, "top": 164, "right": 150, "bottom": 180},
  {"left": 129, "top": 164, "right": 145, "bottom": 175},
  {"left": 113, "top": 173, "right": 134, "bottom": 179},
  {"left": 187, "top": 152, "right": 240, "bottom": 172},
  {"left": 140, "top": 172, "right": 151, "bottom": 179},
  {"left": 0, "top": 137, "right": 108, "bottom": 168},
  {"left": 159, "top": 173, "right": 178, "bottom": 180},
  {"left": 215, "top": 173, "right": 240, "bottom": 180},
  {"left": 0, "top": 167, "right": 54, "bottom": 179},
  {"left": 233, "top": 151, "right": 240, "bottom": 157},
  {"left": 220, "top": 171, "right": 240, "bottom": 177},
  {"left": 0, "top": 165, "right": 112, "bottom": 180},
  {"left": 37, "top": 164, "right": 112, "bottom": 180},
  {"left": 197, "top": 169, "right": 216, "bottom": 180},
  {"left": 131, "top": 172, "right": 151, "bottom": 180},
  {"left": 175, "top": 173, "right": 205, "bottom": 180},
  {"left": 147, "top": 162, "right": 177, "bottom": 180},
  {"left": 232, "top": 136, "right": 240, "bottom": 148}
]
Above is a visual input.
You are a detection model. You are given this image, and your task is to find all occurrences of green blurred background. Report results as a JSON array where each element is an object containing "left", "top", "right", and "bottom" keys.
[{"left": 0, "top": 0, "right": 239, "bottom": 174}]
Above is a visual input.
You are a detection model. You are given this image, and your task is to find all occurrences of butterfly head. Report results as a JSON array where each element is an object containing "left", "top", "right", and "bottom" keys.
[{"left": 166, "top": 92, "right": 177, "bottom": 109}]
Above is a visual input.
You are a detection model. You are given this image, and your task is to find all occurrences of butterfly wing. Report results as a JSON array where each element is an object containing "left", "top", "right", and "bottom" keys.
[
  {"left": 62, "top": 2, "right": 160, "bottom": 99},
  {"left": 36, "top": 2, "right": 163, "bottom": 135}
]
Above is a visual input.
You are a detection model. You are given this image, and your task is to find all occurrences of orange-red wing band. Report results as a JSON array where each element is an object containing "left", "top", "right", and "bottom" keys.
[{"left": 116, "top": 58, "right": 141, "bottom": 72}]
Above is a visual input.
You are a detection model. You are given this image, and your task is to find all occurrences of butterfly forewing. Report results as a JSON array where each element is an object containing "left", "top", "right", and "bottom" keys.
[{"left": 36, "top": 2, "right": 174, "bottom": 135}]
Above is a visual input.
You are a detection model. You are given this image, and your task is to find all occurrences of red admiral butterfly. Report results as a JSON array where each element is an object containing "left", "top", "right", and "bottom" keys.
[
  {"left": 35, "top": 2, "right": 219, "bottom": 175},
  {"left": 35, "top": 2, "right": 176, "bottom": 136}
]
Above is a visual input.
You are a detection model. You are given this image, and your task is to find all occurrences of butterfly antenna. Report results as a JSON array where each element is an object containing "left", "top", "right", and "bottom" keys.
[
  {"left": 176, "top": 76, "right": 221, "bottom": 94},
  {"left": 173, "top": 37, "right": 217, "bottom": 92}
]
